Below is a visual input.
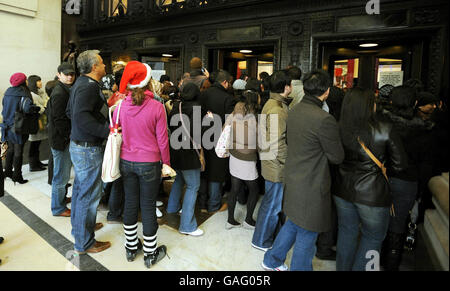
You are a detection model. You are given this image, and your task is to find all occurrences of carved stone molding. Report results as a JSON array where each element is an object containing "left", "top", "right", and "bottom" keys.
[
  {"left": 412, "top": 8, "right": 441, "bottom": 26},
  {"left": 288, "top": 41, "right": 303, "bottom": 67},
  {"left": 288, "top": 21, "right": 303, "bottom": 36},
  {"left": 427, "top": 30, "right": 443, "bottom": 95},
  {"left": 171, "top": 34, "right": 184, "bottom": 44},
  {"left": 206, "top": 31, "right": 218, "bottom": 42},
  {"left": 311, "top": 18, "right": 335, "bottom": 33},
  {"left": 263, "top": 23, "right": 282, "bottom": 38},
  {"left": 188, "top": 32, "right": 199, "bottom": 44}
]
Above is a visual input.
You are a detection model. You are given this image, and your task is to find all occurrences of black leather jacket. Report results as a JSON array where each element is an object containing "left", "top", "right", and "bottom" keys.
[{"left": 336, "top": 121, "right": 408, "bottom": 207}]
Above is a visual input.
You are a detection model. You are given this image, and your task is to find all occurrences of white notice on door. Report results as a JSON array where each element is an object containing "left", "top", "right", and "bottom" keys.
[{"left": 379, "top": 71, "right": 404, "bottom": 88}]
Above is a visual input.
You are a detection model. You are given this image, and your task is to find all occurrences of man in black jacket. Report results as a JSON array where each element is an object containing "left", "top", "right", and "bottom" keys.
[
  {"left": 198, "top": 70, "right": 236, "bottom": 213},
  {"left": 66, "top": 50, "right": 111, "bottom": 254},
  {"left": 48, "top": 62, "right": 75, "bottom": 218}
]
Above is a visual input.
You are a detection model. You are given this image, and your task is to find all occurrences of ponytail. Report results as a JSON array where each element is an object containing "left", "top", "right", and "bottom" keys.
[{"left": 131, "top": 87, "right": 146, "bottom": 106}]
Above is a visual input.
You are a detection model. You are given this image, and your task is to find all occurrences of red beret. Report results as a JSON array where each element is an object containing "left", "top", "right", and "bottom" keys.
[{"left": 10, "top": 73, "right": 27, "bottom": 87}]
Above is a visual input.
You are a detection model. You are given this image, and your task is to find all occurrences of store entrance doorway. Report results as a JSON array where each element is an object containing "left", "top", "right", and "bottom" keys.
[
  {"left": 320, "top": 37, "right": 429, "bottom": 92},
  {"left": 207, "top": 45, "right": 274, "bottom": 81}
]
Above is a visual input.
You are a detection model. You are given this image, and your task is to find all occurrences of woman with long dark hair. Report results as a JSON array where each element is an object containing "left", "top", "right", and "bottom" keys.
[
  {"left": 1, "top": 73, "right": 39, "bottom": 184},
  {"left": 27, "top": 75, "right": 49, "bottom": 171},
  {"left": 166, "top": 82, "right": 204, "bottom": 236},
  {"left": 335, "top": 87, "right": 407, "bottom": 271}
]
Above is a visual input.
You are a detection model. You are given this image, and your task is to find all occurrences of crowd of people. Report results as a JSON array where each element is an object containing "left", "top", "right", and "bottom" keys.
[{"left": 0, "top": 49, "right": 448, "bottom": 270}]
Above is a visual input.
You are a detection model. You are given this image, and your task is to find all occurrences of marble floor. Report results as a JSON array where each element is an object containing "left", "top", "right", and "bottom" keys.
[{"left": 0, "top": 161, "right": 337, "bottom": 271}]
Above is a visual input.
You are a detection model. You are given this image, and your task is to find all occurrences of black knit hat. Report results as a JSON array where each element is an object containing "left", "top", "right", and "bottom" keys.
[{"left": 416, "top": 92, "right": 439, "bottom": 107}]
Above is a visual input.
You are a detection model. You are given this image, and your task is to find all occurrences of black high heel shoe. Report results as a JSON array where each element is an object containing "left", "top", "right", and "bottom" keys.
[{"left": 12, "top": 177, "right": 28, "bottom": 185}]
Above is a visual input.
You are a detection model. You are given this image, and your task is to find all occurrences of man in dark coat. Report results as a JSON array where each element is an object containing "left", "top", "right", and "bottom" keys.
[
  {"left": 198, "top": 69, "right": 236, "bottom": 213},
  {"left": 47, "top": 62, "right": 76, "bottom": 217},
  {"left": 66, "top": 50, "right": 111, "bottom": 254},
  {"left": 262, "top": 70, "right": 344, "bottom": 271}
]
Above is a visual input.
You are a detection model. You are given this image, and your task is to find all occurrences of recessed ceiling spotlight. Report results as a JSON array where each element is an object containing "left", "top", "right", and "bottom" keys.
[
  {"left": 162, "top": 54, "right": 173, "bottom": 57},
  {"left": 240, "top": 50, "right": 252, "bottom": 54},
  {"left": 359, "top": 43, "right": 379, "bottom": 48}
]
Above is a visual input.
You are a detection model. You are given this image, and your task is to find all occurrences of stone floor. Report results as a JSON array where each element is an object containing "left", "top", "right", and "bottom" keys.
[
  {"left": 0, "top": 159, "right": 437, "bottom": 271},
  {"left": 0, "top": 161, "right": 337, "bottom": 271}
]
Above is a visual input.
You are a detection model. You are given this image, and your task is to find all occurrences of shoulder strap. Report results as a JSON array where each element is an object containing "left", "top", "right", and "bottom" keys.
[
  {"left": 179, "top": 102, "right": 201, "bottom": 155},
  {"left": 358, "top": 137, "right": 388, "bottom": 181},
  {"left": 109, "top": 100, "right": 123, "bottom": 132},
  {"left": 18, "top": 97, "right": 27, "bottom": 113}
]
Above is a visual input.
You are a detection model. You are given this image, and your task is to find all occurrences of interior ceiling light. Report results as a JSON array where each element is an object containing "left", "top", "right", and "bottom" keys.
[
  {"left": 240, "top": 50, "right": 253, "bottom": 54},
  {"left": 162, "top": 54, "right": 173, "bottom": 57},
  {"left": 359, "top": 43, "right": 379, "bottom": 48}
]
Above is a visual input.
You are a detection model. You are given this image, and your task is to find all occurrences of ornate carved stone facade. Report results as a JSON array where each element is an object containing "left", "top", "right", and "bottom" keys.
[{"left": 71, "top": 0, "right": 448, "bottom": 96}]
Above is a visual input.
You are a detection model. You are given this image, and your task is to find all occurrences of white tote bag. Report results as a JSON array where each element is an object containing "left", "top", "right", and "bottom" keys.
[
  {"left": 101, "top": 100, "right": 123, "bottom": 183},
  {"left": 215, "top": 124, "right": 232, "bottom": 158}
]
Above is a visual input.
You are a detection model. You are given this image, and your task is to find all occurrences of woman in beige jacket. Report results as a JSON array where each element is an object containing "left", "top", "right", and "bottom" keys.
[{"left": 27, "top": 75, "right": 49, "bottom": 171}]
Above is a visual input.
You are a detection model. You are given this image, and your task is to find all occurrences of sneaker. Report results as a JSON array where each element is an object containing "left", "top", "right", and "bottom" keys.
[
  {"left": 144, "top": 245, "right": 167, "bottom": 268},
  {"left": 156, "top": 208, "right": 163, "bottom": 218},
  {"left": 261, "top": 261, "right": 288, "bottom": 271},
  {"left": 180, "top": 228, "right": 204, "bottom": 236},
  {"left": 251, "top": 243, "right": 271, "bottom": 252},
  {"left": 156, "top": 201, "right": 163, "bottom": 207},
  {"left": 178, "top": 209, "right": 182, "bottom": 215},
  {"left": 243, "top": 220, "right": 255, "bottom": 230},
  {"left": 225, "top": 222, "right": 241, "bottom": 230},
  {"left": 126, "top": 240, "right": 142, "bottom": 262}
]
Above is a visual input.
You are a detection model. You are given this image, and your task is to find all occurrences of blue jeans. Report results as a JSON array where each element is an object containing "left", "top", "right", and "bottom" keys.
[
  {"left": 167, "top": 169, "right": 201, "bottom": 232},
  {"left": 51, "top": 146, "right": 72, "bottom": 216},
  {"left": 120, "top": 159, "right": 161, "bottom": 237},
  {"left": 389, "top": 178, "right": 417, "bottom": 234},
  {"left": 263, "top": 219, "right": 319, "bottom": 271},
  {"left": 334, "top": 195, "right": 390, "bottom": 271},
  {"left": 208, "top": 181, "right": 222, "bottom": 212},
  {"left": 252, "top": 181, "right": 284, "bottom": 249},
  {"left": 69, "top": 141, "right": 104, "bottom": 252}
]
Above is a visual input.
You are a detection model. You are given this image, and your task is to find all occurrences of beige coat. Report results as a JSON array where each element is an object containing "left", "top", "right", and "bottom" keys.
[
  {"left": 29, "top": 90, "right": 49, "bottom": 142},
  {"left": 288, "top": 79, "right": 305, "bottom": 110},
  {"left": 259, "top": 92, "right": 289, "bottom": 183}
]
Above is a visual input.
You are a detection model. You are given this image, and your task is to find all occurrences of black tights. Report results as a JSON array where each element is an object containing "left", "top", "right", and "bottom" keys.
[
  {"left": 4, "top": 142, "right": 25, "bottom": 180},
  {"left": 227, "top": 176, "right": 259, "bottom": 225}
]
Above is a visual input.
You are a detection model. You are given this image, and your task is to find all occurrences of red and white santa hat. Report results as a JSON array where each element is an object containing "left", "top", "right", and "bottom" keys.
[{"left": 119, "top": 61, "right": 152, "bottom": 94}]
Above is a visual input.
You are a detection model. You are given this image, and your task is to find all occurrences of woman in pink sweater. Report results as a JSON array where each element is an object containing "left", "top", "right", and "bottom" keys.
[{"left": 113, "top": 61, "right": 170, "bottom": 268}]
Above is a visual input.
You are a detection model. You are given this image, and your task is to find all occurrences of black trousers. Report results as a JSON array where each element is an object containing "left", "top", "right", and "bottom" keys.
[
  {"left": 228, "top": 176, "right": 259, "bottom": 223},
  {"left": 28, "top": 140, "right": 42, "bottom": 167},
  {"left": 47, "top": 150, "right": 53, "bottom": 185},
  {"left": 316, "top": 197, "right": 338, "bottom": 255},
  {"left": 5, "top": 142, "right": 26, "bottom": 180}
]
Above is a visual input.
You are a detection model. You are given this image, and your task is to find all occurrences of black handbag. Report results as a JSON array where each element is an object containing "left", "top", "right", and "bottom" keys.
[{"left": 13, "top": 97, "right": 39, "bottom": 135}]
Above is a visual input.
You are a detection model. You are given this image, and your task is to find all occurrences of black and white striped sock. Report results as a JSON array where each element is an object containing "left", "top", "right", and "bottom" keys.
[
  {"left": 143, "top": 234, "right": 157, "bottom": 255},
  {"left": 123, "top": 223, "right": 139, "bottom": 250}
]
